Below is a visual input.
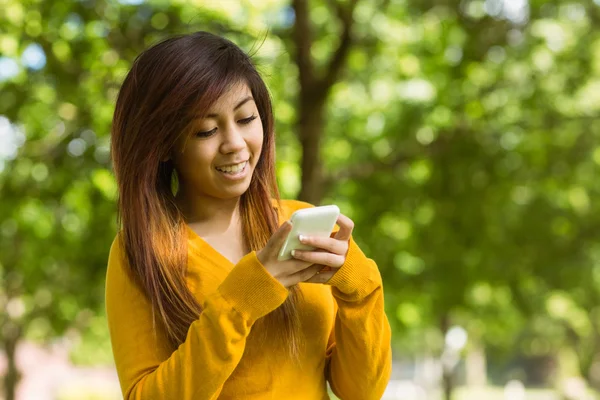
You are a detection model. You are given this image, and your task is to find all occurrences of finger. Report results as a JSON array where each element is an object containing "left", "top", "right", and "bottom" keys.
[
  {"left": 298, "top": 235, "right": 346, "bottom": 256},
  {"left": 291, "top": 249, "right": 345, "bottom": 269},
  {"left": 290, "top": 263, "right": 325, "bottom": 283},
  {"left": 268, "top": 220, "right": 292, "bottom": 255},
  {"left": 313, "top": 264, "right": 335, "bottom": 273},
  {"left": 333, "top": 213, "right": 354, "bottom": 241},
  {"left": 280, "top": 257, "right": 314, "bottom": 274},
  {"left": 304, "top": 269, "right": 337, "bottom": 284},
  {"left": 272, "top": 220, "right": 292, "bottom": 241}
]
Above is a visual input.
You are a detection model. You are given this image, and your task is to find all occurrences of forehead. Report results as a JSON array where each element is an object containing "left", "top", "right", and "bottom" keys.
[{"left": 205, "top": 81, "right": 253, "bottom": 113}]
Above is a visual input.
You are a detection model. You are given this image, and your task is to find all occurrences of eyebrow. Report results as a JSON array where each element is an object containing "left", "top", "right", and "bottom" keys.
[{"left": 204, "top": 96, "right": 254, "bottom": 118}]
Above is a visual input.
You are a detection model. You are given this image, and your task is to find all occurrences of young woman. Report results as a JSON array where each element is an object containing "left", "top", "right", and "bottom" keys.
[{"left": 106, "top": 31, "right": 391, "bottom": 400}]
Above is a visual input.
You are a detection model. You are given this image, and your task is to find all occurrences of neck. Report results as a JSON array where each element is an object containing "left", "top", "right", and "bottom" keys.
[{"left": 175, "top": 188, "right": 242, "bottom": 235}]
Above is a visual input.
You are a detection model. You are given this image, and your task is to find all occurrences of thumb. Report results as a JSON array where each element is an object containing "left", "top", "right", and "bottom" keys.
[
  {"left": 259, "top": 221, "right": 292, "bottom": 264},
  {"left": 276, "top": 220, "right": 292, "bottom": 241},
  {"left": 266, "top": 220, "right": 292, "bottom": 252}
]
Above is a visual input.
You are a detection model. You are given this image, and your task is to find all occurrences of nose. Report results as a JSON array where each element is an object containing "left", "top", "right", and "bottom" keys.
[{"left": 219, "top": 124, "right": 246, "bottom": 155}]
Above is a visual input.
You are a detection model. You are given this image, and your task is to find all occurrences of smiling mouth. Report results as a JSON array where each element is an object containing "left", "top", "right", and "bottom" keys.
[{"left": 215, "top": 160, "right": 248, "bottom": 174}]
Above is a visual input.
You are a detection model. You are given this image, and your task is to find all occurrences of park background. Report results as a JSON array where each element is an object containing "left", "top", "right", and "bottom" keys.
[{"left": 2, "top": 0, "right": 600, "bottom": 399}]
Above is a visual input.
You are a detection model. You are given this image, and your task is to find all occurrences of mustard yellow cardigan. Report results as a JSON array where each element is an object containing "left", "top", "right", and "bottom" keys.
[{"left": 105, "top": 199, "right": 392, "bottom": 399}]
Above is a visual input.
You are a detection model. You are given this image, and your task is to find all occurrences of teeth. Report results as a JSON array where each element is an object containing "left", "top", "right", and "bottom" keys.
[{"left": 216, "top": 161, "right": 247, "bottom": 173}]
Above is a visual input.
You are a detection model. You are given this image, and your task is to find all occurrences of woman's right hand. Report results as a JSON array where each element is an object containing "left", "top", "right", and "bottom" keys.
[{"left": 256, "top": 221, "right": 324, "bottom": 288}]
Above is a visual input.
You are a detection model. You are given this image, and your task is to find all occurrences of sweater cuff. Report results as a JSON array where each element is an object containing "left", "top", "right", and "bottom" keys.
[
  {"left": 218, "top": 251, "right": 289, "bottom": 323},
  {"left": 327, "top": 236, "right": 383, "bottom": 302}
]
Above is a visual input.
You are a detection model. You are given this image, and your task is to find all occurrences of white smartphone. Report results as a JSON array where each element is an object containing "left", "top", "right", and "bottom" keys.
[{"left": 277, "top": 205, "right": 341, "bottom": 261}]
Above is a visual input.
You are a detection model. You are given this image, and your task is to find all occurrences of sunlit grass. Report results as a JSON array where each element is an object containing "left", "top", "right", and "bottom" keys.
[
  {"left": 328, "top": 385, "right": 600, "bottom": 400},
  {"left": 37, "top": 383, "right": 600, "bottom": 400}
]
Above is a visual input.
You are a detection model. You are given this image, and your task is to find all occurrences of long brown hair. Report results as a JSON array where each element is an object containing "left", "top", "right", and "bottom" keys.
[{"left": 110, "top": 31, "right": 303, "bottom": 358}]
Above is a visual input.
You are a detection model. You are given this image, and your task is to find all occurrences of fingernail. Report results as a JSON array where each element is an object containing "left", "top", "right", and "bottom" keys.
[
  {"left": 291, "top": 250, "right": 297, "bottom": 257},
  {"left": 298, "top": 235, "right": 305, "bottom": 242}
]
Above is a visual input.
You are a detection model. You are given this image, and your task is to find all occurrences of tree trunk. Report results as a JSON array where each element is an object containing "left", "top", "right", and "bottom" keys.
[
  {"left": 441, "top": 313, "right": 454, "bottom": 400},
  {"left": 290, "top": 0, "right": 361, "bottom": 205},
  {"left": 442, "top": 369, "right": 453, "bottom": 400},
  {"left": 3, "top": 322, "right": 22, "bottom": 400},
  {"left": 584, "top": 329, "right": 600, "bottom": 390},
  {"left": 297, "top": 98, "right": 326, "bottom": 204}
]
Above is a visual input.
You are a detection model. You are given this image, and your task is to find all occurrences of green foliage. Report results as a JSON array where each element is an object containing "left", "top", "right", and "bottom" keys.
[
  {"left": 2, "top": 0, "right": 600, "bottom": 389},
  {"left": 317, "top": 0, "right": 600, "bottom": 375},
  {"left": 0, "top": 0, "right": 269, "bottom": 363}
]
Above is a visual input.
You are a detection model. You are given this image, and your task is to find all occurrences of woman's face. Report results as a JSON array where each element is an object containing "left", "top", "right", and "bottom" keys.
[{"left": 171, "top": 81, "right": 264, "bottom": 201}]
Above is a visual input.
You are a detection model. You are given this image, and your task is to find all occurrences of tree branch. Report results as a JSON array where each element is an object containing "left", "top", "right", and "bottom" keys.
[
  {"left": 322, "top": 150, "right": 413, "bottom": 186},
  {"left": 322, "top": 131, "right": 450, "bottom": 186},
  {"left": 324, "top": 0, "right": 349, "bottom": 22},
  {"left": 319, "top": 0, "right": 360, "bottom": 93}
]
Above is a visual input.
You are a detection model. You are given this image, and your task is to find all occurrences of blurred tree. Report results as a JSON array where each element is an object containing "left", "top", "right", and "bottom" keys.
[
  {"left": 2, "top": 1, "right": 600, "bottom": 400},
  {"left": 312, "top": 0, "right": 600, "bottom": 398},
  {"left": 0, "top": 1, "right": 255, "bottom": 398}
]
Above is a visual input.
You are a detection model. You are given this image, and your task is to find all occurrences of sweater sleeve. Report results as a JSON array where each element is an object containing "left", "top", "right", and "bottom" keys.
[
  {"left": 324, "top": 235, "right": 392, "bottom": 400},
  {"left": 105, "top": 236, "right": 289, "bottom": 400}
]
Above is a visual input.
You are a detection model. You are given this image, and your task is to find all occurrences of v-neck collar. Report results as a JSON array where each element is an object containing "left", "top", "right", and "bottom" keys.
[
  {"left": 185, "top": 224, "right": 237, "bottom": 268},
  {"left": 183, "top": 200, "right": 285, "bottom": 268}
]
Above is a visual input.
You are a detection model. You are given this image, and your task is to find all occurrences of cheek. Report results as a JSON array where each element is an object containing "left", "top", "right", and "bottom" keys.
[
  {"left": 254, "top": 135, "right": 264, "bottom": 153},
  {"left": 251, "top": 124, "right": 264, "bottom": 154},
  {"left": 175, "top": 144, "right": 214, "bottom": 175}
]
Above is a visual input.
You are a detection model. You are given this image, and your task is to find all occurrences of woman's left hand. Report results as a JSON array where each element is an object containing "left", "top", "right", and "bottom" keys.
[{"left": 291, "top": 213, "right": 354, "bottom": 283}]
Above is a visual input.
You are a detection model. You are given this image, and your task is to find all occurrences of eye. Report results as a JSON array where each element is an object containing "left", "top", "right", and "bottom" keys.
[
  {"left": 239, "top": 115, "right": 257, "bottom": 125},
  {"left": 195, "top": 128, "right": 217, "bottom": 138}
]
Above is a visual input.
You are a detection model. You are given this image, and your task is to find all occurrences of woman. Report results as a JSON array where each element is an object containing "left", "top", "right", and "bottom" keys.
[{"left": 106, "top": 31, "right": 391, "bottom": 400}]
